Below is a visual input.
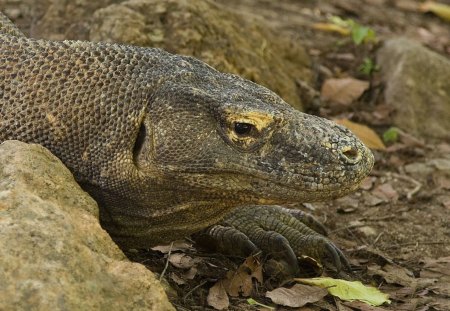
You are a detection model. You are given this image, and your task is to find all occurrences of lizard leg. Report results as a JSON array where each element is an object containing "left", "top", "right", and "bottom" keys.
[{"left": 197, "top": 205, "right": 350, "bottom": 276}]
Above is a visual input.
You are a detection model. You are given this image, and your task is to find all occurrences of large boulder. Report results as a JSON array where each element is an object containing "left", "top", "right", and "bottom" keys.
[
  {"left": 1, "top": 0, "right": 311, "bottom": 110},
  {"left": 0, "top": 141, "right": 174, "bottom": 311},
  {"left": 377, "top": 38, "right": 450, "bottom": 140},
  {"left": 89, "top": 0, "right": 310, "bottom": 110}
]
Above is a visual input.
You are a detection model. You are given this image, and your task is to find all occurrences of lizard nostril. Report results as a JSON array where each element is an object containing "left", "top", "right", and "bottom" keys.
[{"left": 340, "top": 146, "right": 361, "bottom": 164}]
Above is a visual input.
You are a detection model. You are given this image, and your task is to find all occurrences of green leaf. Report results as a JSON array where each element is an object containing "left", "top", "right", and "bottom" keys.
[
  {"left": 359, "top": 57, "right": 379, "bottom": 76},
  {"left": 352, "top": 25, "right": 370, "bottom": 45},
  {"left": 383, "top": 127, "right": 400, "bottom": 144},
  {"left": 295, "top": 277, "right": 391, "bottom": 306},
  {"left": 247, "top": 298, "right": 275, "bottom": 310}
]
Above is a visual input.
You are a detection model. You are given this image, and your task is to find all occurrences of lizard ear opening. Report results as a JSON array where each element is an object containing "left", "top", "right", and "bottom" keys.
[{"left": 132, "top": 122, "right": 147, "bottom": 165}]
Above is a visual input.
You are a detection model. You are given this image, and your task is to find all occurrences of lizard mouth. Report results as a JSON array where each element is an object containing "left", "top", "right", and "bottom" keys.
[
  {"left": 158, "top": 144, "right": 374, "bottom": 203},
  {"left": 168, "top": 162, "right": 370, "bottom": 203}
]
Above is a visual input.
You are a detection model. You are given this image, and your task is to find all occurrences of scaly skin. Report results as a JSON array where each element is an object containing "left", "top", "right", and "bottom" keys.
[{"left": 0, "top": 13, "right": 374, "bottom": 271}]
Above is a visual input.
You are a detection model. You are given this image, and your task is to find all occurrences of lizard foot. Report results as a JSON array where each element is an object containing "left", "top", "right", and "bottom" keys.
[{"left": 195, "top": 205, "right": 350, "bottom": 279}]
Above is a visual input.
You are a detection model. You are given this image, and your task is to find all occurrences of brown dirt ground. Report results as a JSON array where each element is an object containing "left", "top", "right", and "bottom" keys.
[
  {"left": 127, "top": 1, "right": 450, "bottom": 310},
  {"left": 5, "top": 0, "right": 449, "bottom": 309}
]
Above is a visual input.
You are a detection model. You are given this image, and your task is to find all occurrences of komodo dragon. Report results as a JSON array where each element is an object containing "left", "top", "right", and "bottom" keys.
[{"left": 0, "top": 13, "right": 374, "bottom": 274}]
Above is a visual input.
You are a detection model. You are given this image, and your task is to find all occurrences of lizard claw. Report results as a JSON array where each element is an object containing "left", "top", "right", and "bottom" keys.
[
  {"left": 325, "top": 240, "right": 351, "bottom": 272},
  {"left": 196, "top": 205, "right": 351, "bottom": 278}
]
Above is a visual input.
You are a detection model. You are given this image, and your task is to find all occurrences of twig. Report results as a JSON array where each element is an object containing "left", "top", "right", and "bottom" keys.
[
  {"left": 370, "top": 171, "right": 422, "bottom": 200},
  {"left": 159, "top": 241, "right": 174, "bottom": 281},
  {"left": 361, "top": 215, "right": 395, "bottom": 222},
  {"left": 182, "top": 280, "right": 208, "bottom": 301},
  {"left": 389, "top": 172, "right": 422, "bottom": 200},
  {"left": 171, "top": 303, "right": 190, "bottom": 311},
  {"left": 371, "top": 231, "right": 384, "bottom": 246}
]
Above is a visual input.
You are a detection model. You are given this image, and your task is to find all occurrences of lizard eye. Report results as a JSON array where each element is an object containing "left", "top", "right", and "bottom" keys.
[{"left": 233, "top": 122, "right": 255, "bottom": 136}]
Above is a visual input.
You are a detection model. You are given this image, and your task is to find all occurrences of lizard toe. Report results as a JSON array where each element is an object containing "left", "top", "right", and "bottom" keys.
[{"left": 197, "top": 205, "right": 350, "bottom": 278}]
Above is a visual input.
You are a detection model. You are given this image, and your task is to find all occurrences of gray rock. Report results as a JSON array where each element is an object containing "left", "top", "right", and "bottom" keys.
[
  {"left": 404, "top": 162, "right": 434, "bottom": 176},
  {"left": 0, "top": 141, "right": 174, "bottom": 311},
  {"left": 377, "top": 38, "right": 450, "bottom": 140},
  {"left": 428, "top": 158, "right": 450, "bottom": 175}
]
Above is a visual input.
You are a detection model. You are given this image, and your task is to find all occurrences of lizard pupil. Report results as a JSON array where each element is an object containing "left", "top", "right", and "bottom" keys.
[{"left": 234, "top": 122, "right": 253, "bottom": 136}]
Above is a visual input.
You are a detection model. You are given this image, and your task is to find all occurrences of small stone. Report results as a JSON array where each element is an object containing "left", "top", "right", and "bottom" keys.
[
  {"left": 363, "top": 192, "right": 384, "bottom": 206},
  {"left": 357, "top": 226, "right": 378, "bottom": 237},
  {"left": 372, "top": 183, "right": 399, "bottom": 202},
  {"left": 404, "top": 162, "right": 433, "bottom": 176},
  {"left": 428, "top": 158, "right": 450, "bottom": 175},
  {"left": 360, "top": 176, "right": 376, "bottom": 190}
]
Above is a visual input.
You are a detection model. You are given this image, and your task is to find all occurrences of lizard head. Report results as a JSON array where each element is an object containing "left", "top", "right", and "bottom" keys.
[{"left": 135, "top": 55, "right": 374, "bottom": 206}]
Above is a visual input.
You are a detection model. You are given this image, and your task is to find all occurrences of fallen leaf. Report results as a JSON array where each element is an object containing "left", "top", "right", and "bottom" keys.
[
  {"left": 383, "top": 127, "right": 400, "bottom": 144},
  {"left": 372, "top": 183, "right": 399, "bottom": 202},
  {"left": 170, "top": 272, "right": 186, "bottom": 285},
  {"left": 168, "top": 253, "right": 199, "bottom": 269},
  {"left": 321, "top": 78, "right": 369, "bottom": 106},
  {"left": 151, "top": 241, "right": 194, "bottom": 253},
  {"left": 421, "top": 257, "right": 450, "bottom": 278},
  {"left": 207, "top": 280, "right": 229, "bottom": 310},
  {"left": 335, "top": 300, "right": 355, "bottom": 311},
  {"left": 439, "top": 196, "right": 450, "bottom": 209},
  {"left": 183, "top": 267, "right": 197, "bottom": 280},
  {"left": 334, "top": 119, "right": 386, "bottom": 150},
  {"left": 373, "top": 104, "right": 394, "bottom": 121},
  {"left": 360, "top": 177, "right": 376, "bottom": 190},
  {"left": 342, "top": 300, "right": 389, "bottom": 310},
  {"left": 223, "top": 255, "right": 263, "bottom": 297},
  {"left": 368, "top": 264, "right": 416, "bottom": 287},
  {"left": 419, "top": 1, "right": 450, "bottom": 22},
  {"left": 434, "top": 176, "right": 450, "bottom": 190},
  {"left": 295, "top": 277, "right": 391, "bottom": 306},
  {"left": 352, "top": 248, "right": 394, "bottom": 266},
  {"left": 247, "top": 298, "right": 275, "bottom": 310},
  {"left": 242, "top": 255, "right": 263, "bottom": 283},
  {"left": 385, "top": 285, "right": 418, "bottom": 302},
  {"left": 266, "top": 284, "right": 328, "bottom": 308},
  {"left": 312, "top": 23, "right": 350, "bottom": 35},
  {"left": 363, "top": 193, "right": 384, "bottom": 206}
]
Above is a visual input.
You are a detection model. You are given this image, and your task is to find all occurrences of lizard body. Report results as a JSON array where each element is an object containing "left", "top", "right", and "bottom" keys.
[{"left": 1, "top": 13, "right": 373, "bottom": 269}]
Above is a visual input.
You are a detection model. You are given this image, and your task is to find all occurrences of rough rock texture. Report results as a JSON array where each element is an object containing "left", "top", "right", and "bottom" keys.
[
  {"left": 0, "top": 0, "right": 311, "bottom": 110},
  {"left": 89, "top": 0, "right": 311, "bottom": 110},
  {"left": 0, "top": 141, "right": 174, "bottom": 311},
  {"left": 0, "top": 0, "right": 122, "bottom": 39},
  {"left": 377, "top": 38, "right": 450, "bottom": 140}
]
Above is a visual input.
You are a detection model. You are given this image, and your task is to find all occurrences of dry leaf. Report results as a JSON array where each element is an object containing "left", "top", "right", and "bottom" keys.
[
  {"left": 151, "top": 241, "right": 193, "bottom": 253},
  {"left": 321, "top": 78, "right": 370, "bottom": 106},
  {"left": 266, "top": 284, "right": 328, "bottom": 308},
  {"left": 168, "top": 253, "right": 199, "bottom": 269},
  {"left": 372, "top": 183, "right": 399, "bottom": 202},
  {"left": 170, "top": 272, "right": 186, "bottom": 285},
  {"left": 207, "top": 280, "right": 229, "bottom": 310},
  {"left": 312, "top": 23, "right": 351, "bottom": 35},
  {"left": 183, "top": 267, "right": 198, "bottom": 280},
  {"left": 360, "top": 177, "right": 376, "bottom": 190},
  {"left": 223, "top": 255, "right": 263, "bottom": 297},
  {"left": 368, "top": 264, "right": 417, "bottom": 287},
  {"left": 334, "top": 119, "right": 386, "bottom": 150},
  {"left": 419, "top": 1, "right": 450, "bottom": 22},
  {"left": 421, "top": 256, "right": 450, "bottom": 279},
  {"left": 342, "top": 300, "right": 389, "bottom": 310}
]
